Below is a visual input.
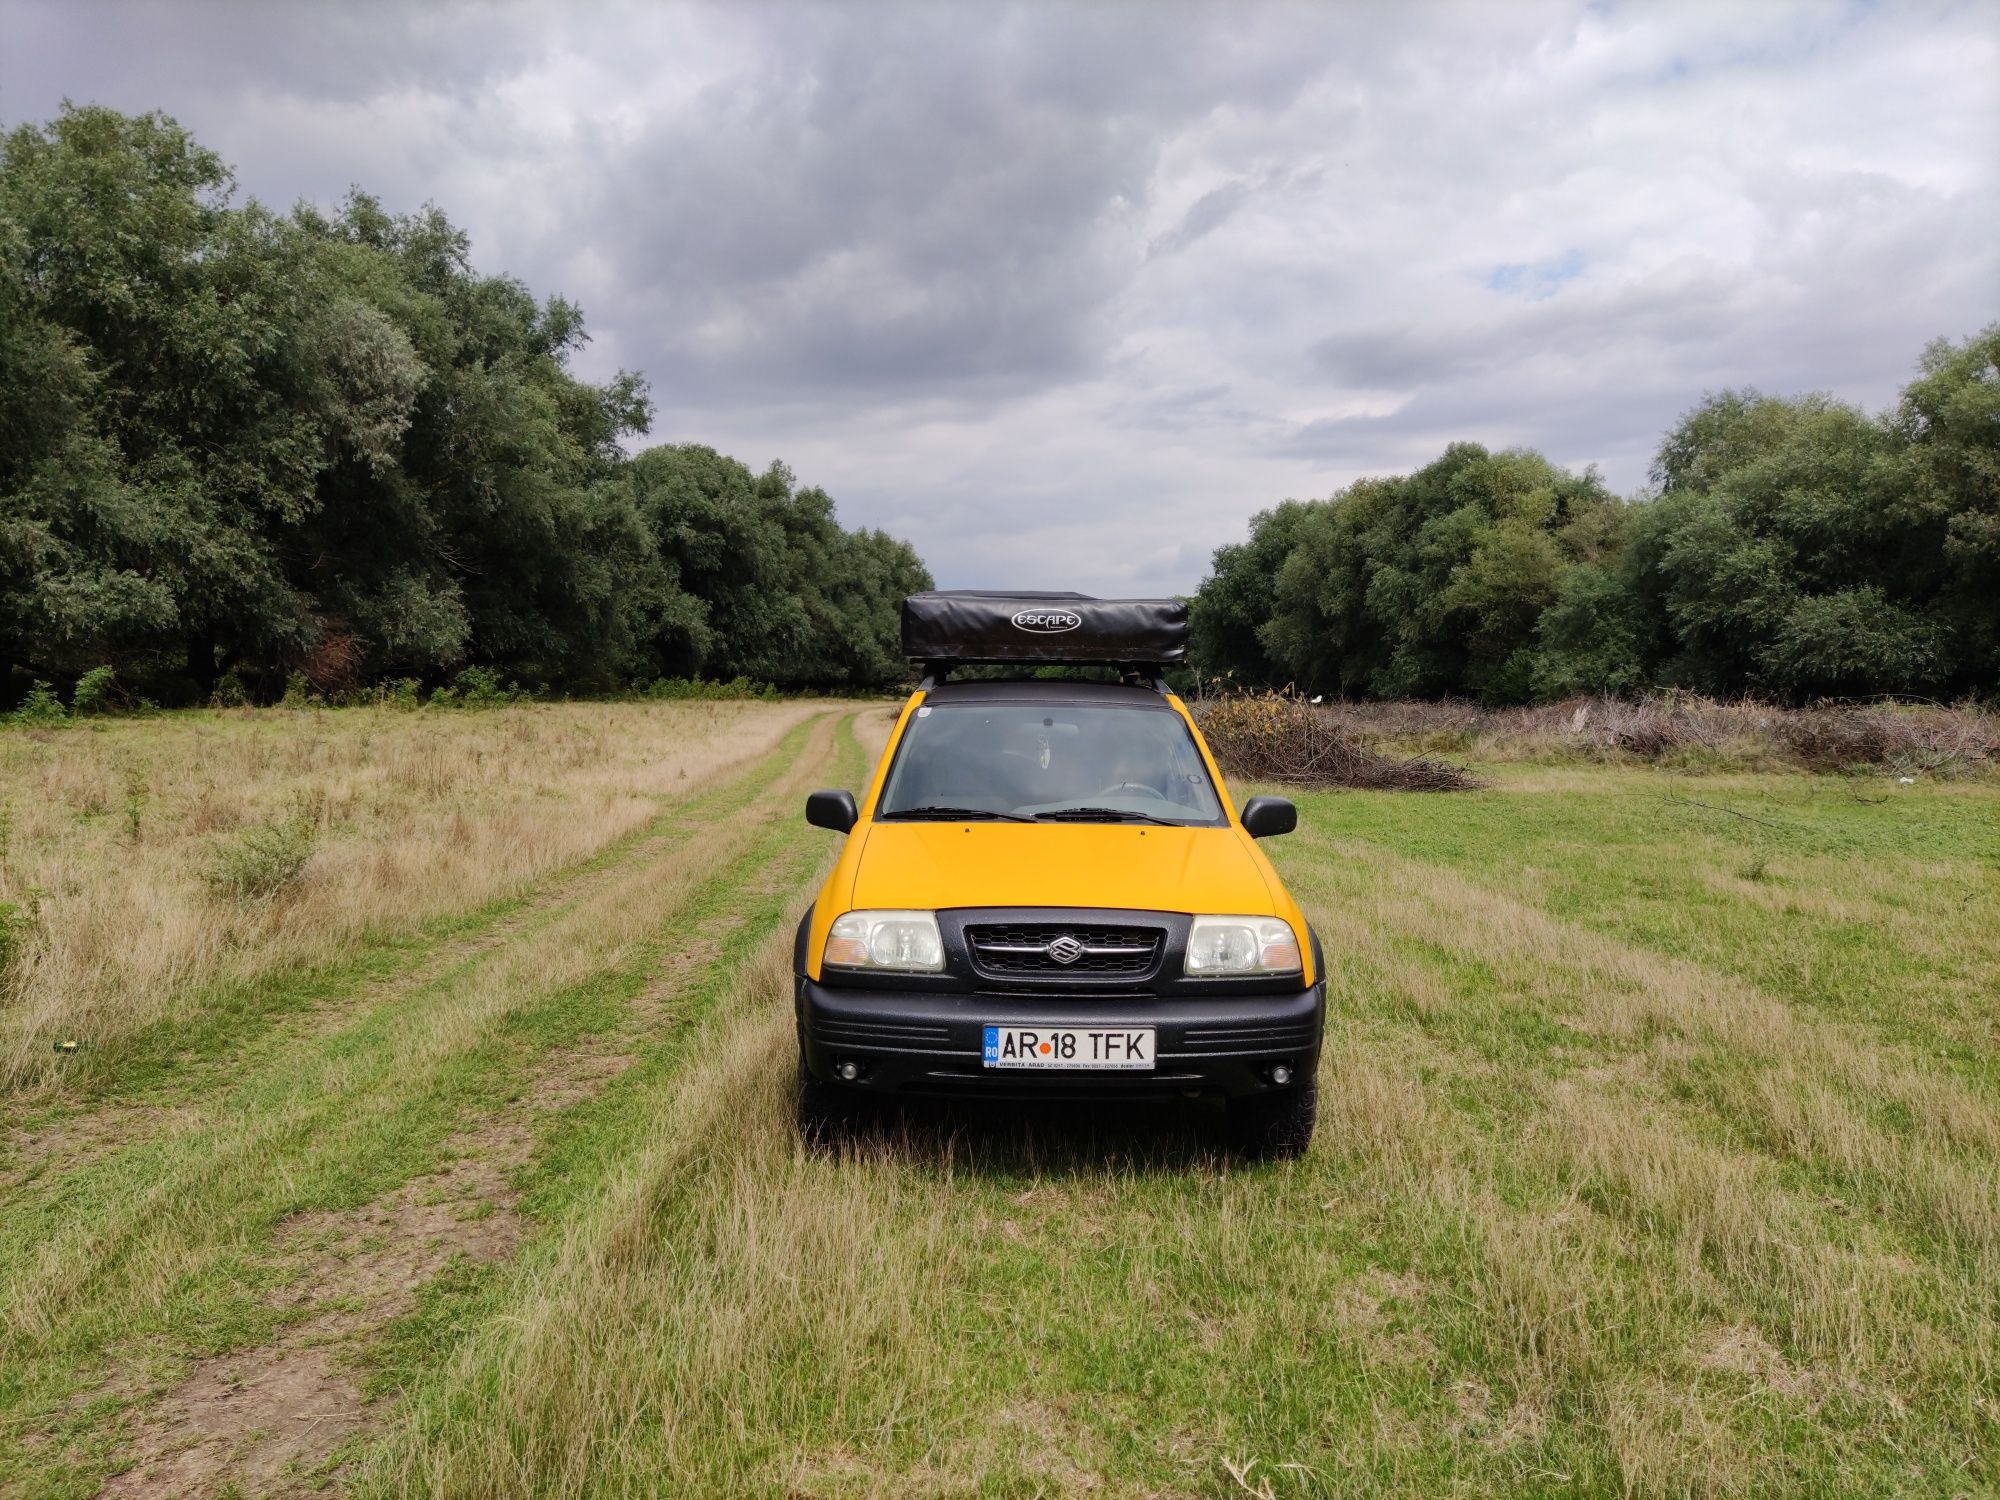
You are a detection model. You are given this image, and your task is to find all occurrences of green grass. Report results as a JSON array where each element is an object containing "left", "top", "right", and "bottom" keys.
[{"left": 4, "top": 740, "right": 1995, "bottom": 1497}]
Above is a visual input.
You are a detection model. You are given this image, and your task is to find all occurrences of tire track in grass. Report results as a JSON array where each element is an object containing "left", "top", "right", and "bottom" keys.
[
  {"left": 353, "top": 715, "right": 1294, "bottom": 1497},
  {"left": 345, "top": 718, "right": 894, "bottom": 1495},
  {"left": 0, "top": 713, "right": 850, "bottom": 1499},
  {"left": 93, "top": 716, "right": 866, "bottom": 1500},
  {"left": 2, "top": 711, "right": 825, "bottom": 1347},
  {"left": 45, "top": 712, "right": 848, "bottom": 1499},
  {"left": 0, "top": 703, "right": 820, "bottom": 1191},
  {"left": 352, "top": 961, "right": 947, "bottom": 1496},
  {"left": 347, "top": 763, "right": 1544, "bottom": 1494}
]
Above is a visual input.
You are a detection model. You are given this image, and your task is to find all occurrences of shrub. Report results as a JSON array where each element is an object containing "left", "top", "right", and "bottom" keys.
[
  {"left": 429, "top": 666, "right": 532, "bottom": 709},
  {"left": 204, "top": 812, "right": 319, "bottom": 902},
  {"left": 638, "top": 675, "right": 781, "bottom": 702},
  {"left": 279, "top": 671, "right": 315, "bottom": 709},
  {"left": 1195, "top": 691, "right": 1480, "bottom": 792},
  {"left": 456, "top": 666, "right": 509, "bottom": 707},
  {"left": 9, "top": 681, "right": 67, "bottom": 727},
  {"left": 71, "top": 666, "right": 119, "bottom": 716},
  {"left": 211, "top": 666, "right": 253, "bottom": 708}
]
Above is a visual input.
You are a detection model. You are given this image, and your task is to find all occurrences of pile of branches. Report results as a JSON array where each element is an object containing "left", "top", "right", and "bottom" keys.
[
  {"left": 1195, "top": 691, "right": 1480, "bottom": 792},
  {"left": 1311, "top": 693, "right": 1997, "bottom": 774},
  {"left": 1771, "top": 702, "right": 1996, "bottom": 772}
]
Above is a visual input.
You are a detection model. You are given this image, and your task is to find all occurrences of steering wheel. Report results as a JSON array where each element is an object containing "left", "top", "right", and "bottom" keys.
[{"left": 1096, "top": 780, "right": 1167, "bottom": 801}]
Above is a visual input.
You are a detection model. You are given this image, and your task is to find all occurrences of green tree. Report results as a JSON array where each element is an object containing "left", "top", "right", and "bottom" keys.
[
  {"left": 1250, "top": 444, "right": 1615, "bottom": 701},
  {"left": 1189, "top": 499, "right": 1310, "bottom": 687},
  {"left": 624, "top": 446, "right": 929, "bottom": 689},
  {"left": 1638, "top": 351, "right": 1993, "bottom": 700},
  {"left": 1189, "top": 327, "right": 1997, "bottom": 705}
]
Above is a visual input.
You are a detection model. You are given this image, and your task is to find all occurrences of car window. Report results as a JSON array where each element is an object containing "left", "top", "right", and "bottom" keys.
[{"left": 877, "top": 703, "right": 1225, "bottom": 824}]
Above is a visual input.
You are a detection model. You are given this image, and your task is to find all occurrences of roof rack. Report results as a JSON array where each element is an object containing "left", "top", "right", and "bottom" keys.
[
  {"left": 915, "top": 662, "right": 1171, "bottom": 694},
  {"left": 901, "top": 591, "right": 1188, "bottom": 675}
]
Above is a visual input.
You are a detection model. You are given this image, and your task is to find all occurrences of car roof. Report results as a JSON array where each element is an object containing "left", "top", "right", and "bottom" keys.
[{"left": 919, "top": 678, "right": 1174, "bottom": 709}]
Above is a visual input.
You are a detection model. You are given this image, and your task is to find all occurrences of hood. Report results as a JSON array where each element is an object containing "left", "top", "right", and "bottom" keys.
[{"left": 849, "top": 821, "right": 1279, "bottom": 915}]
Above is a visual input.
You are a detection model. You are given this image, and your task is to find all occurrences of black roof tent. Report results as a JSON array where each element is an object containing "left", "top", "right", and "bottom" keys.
[{"left": 900, "top": 591, "right": 1188, "bottom": 676}]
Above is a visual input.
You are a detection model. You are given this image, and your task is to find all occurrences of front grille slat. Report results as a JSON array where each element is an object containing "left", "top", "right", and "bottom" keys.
[{"left": 964, "top": 923, "right": 1164, "bottom": 981}]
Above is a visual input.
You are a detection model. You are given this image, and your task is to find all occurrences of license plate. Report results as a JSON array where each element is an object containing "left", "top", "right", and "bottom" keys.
[{"left": 982, "top": 1025, "right": 1155, "bottom": 1070}]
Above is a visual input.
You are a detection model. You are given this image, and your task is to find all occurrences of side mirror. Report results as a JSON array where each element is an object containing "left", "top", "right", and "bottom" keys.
[
  {"left": 806, "top": 789, "right": 858, "bottom": 833},
  {"left": 1239, "top": 795, "right": 1297, "bottom": 839}
]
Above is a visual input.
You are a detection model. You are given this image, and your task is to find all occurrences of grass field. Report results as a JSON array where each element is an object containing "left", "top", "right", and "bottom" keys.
[{"left": 2, "top": 702, "right": 1996, "bottom": 1497}]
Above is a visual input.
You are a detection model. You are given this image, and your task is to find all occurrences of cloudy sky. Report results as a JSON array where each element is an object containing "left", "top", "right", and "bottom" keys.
[{"left": 4, "top": 1, "right": 1995, "bottom": 593}]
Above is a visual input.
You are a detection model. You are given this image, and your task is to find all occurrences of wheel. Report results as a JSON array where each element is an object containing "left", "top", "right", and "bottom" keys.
[
  {"left": 1226, "top": 1080, "right": 1317, "bottom": 1161},
  {"left": 796, "top": 1050, "right": 874, "bottom": 1148}
]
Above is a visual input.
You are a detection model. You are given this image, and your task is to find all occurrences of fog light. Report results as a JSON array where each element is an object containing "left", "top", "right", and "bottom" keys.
[
  {"left": 1269, "top": 1063, "right": 1294, "bottom": 1086},
  {"left": 836, "top": 1059, "right": 861, "bottom": 1082}
]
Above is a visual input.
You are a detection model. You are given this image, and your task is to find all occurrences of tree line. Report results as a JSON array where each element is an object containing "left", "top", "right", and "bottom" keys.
[
  {"left": 1191, "top": 326, "right": 1999, "bottom": 704},
  {"left": 0, "top": 106, "right": 931, "bottom": 708}
]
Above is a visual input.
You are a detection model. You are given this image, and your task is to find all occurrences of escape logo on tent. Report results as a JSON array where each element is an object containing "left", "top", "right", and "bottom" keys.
[{"left": 1011, "top": 608, "right": 1082, "bottom": 633}]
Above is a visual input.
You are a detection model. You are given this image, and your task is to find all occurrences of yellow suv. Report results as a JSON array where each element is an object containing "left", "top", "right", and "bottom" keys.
[{"left": 794, "top": 592, "right": 1322, "bottom": 1158}]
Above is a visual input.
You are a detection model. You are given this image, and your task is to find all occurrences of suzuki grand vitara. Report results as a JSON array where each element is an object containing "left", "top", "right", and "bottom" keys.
[{"left": 794, "top": 591, "right": 1323, "bottom": 1158}]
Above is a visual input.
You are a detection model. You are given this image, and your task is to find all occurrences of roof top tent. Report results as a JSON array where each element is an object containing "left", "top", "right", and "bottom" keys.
[{"left": 900, "top": 590, "right": 1188, "bottom": 689}]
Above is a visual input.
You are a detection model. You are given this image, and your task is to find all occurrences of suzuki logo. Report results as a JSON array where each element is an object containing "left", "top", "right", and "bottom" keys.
[
  {"left": 1012, "top": 608, "right": 1082, "bottom": 634},
  {"left": 1044, "top": 934, "right": 1086, "bottom": 965}
]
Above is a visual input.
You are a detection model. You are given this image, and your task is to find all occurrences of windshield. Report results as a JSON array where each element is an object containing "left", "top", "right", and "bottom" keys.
[{"left": 877, "top": 702, "right": 1226, "bottom": 824}]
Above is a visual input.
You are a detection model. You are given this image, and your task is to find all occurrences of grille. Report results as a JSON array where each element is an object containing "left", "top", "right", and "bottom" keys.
[{"left": 965, "top": 923, "right": 1164, "bottom": 980}]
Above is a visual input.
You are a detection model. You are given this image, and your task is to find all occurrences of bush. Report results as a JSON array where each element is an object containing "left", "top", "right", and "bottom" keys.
[
  {"left": 428, "top": 666, "right": 533, "bottom": 709},
  {"left": 204, "top": 813, "right": 319, "bottom": 902},
  {"left": 637, "top": 675, "right": 781, "bottom": 702},
  {"left": 279, "top": 671, "right": 315, "bottom": 709},
  {"left": 9, "top": 681, "right": 67, "bottom": 727},
  {"left": 1195, "top": 691, "right": 1480, "bottom": 792},
  {"left": 71, "top": 666, "right": 118, "bottom": 716},
  {"left": 211, "top": 666, "right": 253, "bottom": 708}
]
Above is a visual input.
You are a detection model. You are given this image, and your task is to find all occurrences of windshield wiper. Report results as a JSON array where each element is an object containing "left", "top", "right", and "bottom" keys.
[
  {"left": 883, "top": 805, "right": 1035, "bottom": 822},
  {"left": 1033, "top": 806, "right": 1182, "bottom": 825}
]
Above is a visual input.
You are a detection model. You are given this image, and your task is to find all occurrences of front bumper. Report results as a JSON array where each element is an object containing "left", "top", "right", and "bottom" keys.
[{"left": 797, "top": 977, "right": 1324, "bottom": 1100}]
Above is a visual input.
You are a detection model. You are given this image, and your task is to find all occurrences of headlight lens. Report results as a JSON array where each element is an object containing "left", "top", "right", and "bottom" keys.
[
  {"left": 1185, "top": 915, "right": 1302, "bottom": 975},
  {"left": 824, "top": 909, "right": 945, "bottom": 972}
]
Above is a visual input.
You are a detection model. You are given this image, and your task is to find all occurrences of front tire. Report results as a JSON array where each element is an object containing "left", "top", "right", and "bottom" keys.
[
  {"left": 796, "top": 1051, "right": 873, "bottom": 1148},
  {"left": 1227, "top": 1080, "right": 1317, "bottom": 1161}
]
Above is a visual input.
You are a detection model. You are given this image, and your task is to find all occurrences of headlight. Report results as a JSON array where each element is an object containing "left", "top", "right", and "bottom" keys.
[
  {"left": 824, "top": 909, "right": 944, "bottom": 972},
  {"left": 1185, "top": 915, "right": 1302, "bottom": 975}
]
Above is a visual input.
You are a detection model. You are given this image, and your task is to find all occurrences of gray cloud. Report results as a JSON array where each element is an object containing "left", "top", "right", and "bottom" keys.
[
  {"left": 3, "top": 0, "right": 1994, "bottom": 595},
  {"left": 1149, "top": 179, "right": 1253, "bottom": 259}
]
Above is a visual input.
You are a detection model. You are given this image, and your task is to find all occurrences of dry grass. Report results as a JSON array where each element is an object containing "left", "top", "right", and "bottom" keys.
[
  {"left": 1304, "top": 693, "right": 2000, "bottom": 775},
  {"left": 1, "top": 710, "right": 845, "bottom": 1354},
  {"left": 366, "top": 937, "right": 973, "bottom": 1497},
  {"left": 0, "top": 700, "right": 818, "bottom": 1090}
]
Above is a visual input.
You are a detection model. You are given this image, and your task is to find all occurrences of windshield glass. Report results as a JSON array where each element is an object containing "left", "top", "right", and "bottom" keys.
[{"left": 877, "top": 702, "right": 1225, "bottom": 824}]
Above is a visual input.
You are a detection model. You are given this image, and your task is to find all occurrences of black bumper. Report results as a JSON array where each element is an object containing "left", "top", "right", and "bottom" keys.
[{"left": 797, "top": 978, "right": 1324, "bottom": 1100}]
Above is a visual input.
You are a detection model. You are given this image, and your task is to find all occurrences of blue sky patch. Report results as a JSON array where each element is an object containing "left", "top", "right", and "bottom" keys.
[{"left": 1485, "top": 250, "right": 1587, "bottom": 301}]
